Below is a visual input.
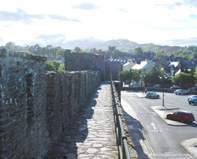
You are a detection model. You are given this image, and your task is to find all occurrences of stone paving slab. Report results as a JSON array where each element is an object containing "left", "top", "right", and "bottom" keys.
[{"left": 44, "top": 82, "right": 118, "bottom": 159}]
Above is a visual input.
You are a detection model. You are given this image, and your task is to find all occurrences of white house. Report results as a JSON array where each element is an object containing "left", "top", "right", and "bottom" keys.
[
  {"left": 132, "top": 59, "right": 155, "bottom": 86},
  {"left": 132, "top": 59, "right": 155, "bottom": 72}
]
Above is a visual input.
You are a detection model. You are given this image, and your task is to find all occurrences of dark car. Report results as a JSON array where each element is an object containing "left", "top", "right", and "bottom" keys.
[
  {"left": 153, "top": 84, "right": 161, "bottom": 88},
  {"left": 188, "top": 87, "right": 197, "bottom": 94},
  {"left": 170, "top": 85, "right": 180, "bottom": 90},
  {"left": 129, "top": 83, "right": 137, "bottom": 87},
  {"left": 145, "top": 92, "right": 160, "bottom": 99},
  {"left": 166, "top": 111, "right": 195, "bottom": 123}
]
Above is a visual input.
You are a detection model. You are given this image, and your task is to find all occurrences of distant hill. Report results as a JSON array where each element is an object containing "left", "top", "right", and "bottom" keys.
[
  {"left": 8, "top": 38, "right": 196, "bottom": 55},
  {"left": 61, "top": 39, "right": 183, "bottom": 53}
]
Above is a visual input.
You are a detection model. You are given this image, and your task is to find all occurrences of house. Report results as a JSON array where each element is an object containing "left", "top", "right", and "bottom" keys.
[
  {"left": 132, "top": 59, "right": 155, "bottom": 86},
  {"left": 132, "top": 59, "right": 155, "bottom": 72},
  {"left": 123, "top": 59, "right": 135, "bottom": 71},
  {"left": 167, "top": 58, "right": 196, "bottom": 78},
  {"left": 168, "top": 61, "right": 180, "bottom": 77}
]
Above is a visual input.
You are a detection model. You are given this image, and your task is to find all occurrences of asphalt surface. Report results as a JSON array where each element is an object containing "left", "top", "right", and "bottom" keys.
[{"left": 121, "top": 91, "right": 197, "bottom": 159}]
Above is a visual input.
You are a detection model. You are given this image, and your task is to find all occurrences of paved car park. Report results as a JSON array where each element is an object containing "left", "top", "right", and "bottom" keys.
[{"left": 122, "top": 91, "right": 197, "bottom": 159}]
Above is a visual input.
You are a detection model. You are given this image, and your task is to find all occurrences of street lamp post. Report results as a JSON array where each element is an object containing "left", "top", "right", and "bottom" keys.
[
  {"left": 162, "top": 75, "right": 164, "bottom": 107},
  {"left": 161, "top": 67, "right": 165, "bottom": 107}
]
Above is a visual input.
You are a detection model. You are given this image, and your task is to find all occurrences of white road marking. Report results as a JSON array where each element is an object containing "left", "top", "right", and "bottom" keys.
[
  {"left": 149, "top": 123, "right": 162, "bottom": 133},
  {"left": 151, "top": 122, "right": 157, "bottom": 130}
]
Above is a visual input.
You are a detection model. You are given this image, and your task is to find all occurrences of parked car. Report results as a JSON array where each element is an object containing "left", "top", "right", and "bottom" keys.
[
  {"left": 174, "top": 89, "right": 189, "bottom": 95},
  {"left": 145, "top": 92, "right": 160, "bottom": 99},
  {"left": 188, "top": 95, "right": 197, "bottom": 105},
  {"left": 166, "top": 111, "right": 195, "bottom": 123},
  {"left": 188, "top": 87, "right": 197, "bottom": 94},
  {"left": 129, "top": 83, "right": 136, "bottom": 87},
  {"left": 170, "top": 85, "right": 180, "bottom": 90},
  {"left": 153, "top": 84, "right": 161, "bottom": 88}
]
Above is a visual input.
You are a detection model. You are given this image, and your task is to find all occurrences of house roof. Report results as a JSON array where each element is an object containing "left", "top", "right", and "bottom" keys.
[
  {"left": 123, "top": 62, "right": 131, "bottom": 66},
  {"left": 132, "top": 61, "right": 147, "bottom": 70},
  {"left": 175, "top": 69, "right": 181, "bottom": 76},
  {"left": 169, "top": 61, "right": 179, "bottom": 67}
]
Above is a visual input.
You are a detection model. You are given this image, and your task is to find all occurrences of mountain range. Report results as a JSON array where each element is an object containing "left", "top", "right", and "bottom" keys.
[{"left": 36, "top": 38, "right": 196, "bottom": 52}]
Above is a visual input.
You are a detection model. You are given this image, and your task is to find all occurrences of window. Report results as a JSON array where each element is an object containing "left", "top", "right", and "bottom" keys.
[{"left": 187, "top": 113, "right": 194, "bottom": 116}]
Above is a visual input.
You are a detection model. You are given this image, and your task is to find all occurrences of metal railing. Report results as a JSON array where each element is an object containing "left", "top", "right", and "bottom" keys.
[{"left": 110, "top": 79, "right": 131, "bottom": 159}]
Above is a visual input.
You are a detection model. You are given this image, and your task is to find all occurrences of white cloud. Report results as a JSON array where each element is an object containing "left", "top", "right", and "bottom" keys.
[{"left": 0, "top": 0, "right": 197, "bottom": 46}]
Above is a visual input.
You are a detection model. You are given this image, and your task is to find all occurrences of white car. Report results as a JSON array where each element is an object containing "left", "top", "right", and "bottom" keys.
[
  {"left": 174, "top": 89, "right": 189, "bottom": 95},
  {"left": 145, "top": 92, "right": 160, "bottom": 99}
]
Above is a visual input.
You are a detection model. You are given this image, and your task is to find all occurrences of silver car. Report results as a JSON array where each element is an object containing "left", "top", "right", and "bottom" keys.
[
  {"left": 174, "top": 89, "right": 189, "bottom": 95},
  {"left": 145, "top": 92, "right": 160, "bottom": 99}
]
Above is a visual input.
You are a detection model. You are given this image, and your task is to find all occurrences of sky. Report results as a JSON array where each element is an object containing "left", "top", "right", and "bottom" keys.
[{"left": 0, "top": 0, "right": 197, "bottom": 47}]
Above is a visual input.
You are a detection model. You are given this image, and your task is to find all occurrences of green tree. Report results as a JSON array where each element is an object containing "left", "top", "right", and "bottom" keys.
[
  {"left": 119, "top": 69, "right": 142, "bottom": 83},
  {"left": 46, "top": 61, "right": 64, "bottom": 71},
  {"left": 46, "top": 61, "right": 56, "bottom": 71},
  {"left": 5, "top": 42, "right": 22, "bottom": 51},
  {"left": 154, "top": 51, "right": 163, "bottom": 60},
  {"left": 127, "top": 69, "right": 134, "bottom": 82},
  {"left": 194, "top": 66, "right": 197, "bottom": 78},
  {"left": 56, "top": 55, "right": 62, "bottom": 60},
  {"left": 144, "top": 66, "right": 162, "bottom": 84},
  {"left": 133, "top": 47, "right": 143, "bottom": 56},
  {"left": 119, "top": 70, "right": 132, "bottom": 82},
  {"left": 133, "top": 70, "right": 141, "bottom": 83},
  {"left": 56, "top": 49, "right": 65, "bottom": 59},
  {"left": 58, "top": 64, "right": 65, "bottom": 71},
  {"left": 73, "top": 47, "right": 82, "bottom": 53},
  {"left": 111, "top": 49, "right": 124, "bottom": 58},
  {"left": 171, "top": 72, "right": 194, "bottom": 87}
]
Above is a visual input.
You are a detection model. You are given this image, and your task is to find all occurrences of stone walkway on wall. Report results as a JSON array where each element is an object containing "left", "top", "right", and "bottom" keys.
[{"left": 44, "top": 81, "right": 118, "bottom": 159}]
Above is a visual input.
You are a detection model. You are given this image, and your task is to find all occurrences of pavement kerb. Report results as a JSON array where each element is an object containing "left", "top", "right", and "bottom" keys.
[
  {"left": 180, "top": 138, "right": 197, "bottom": 159},
  {"left": 151, "top": 106, "right": 187, "bottom": 126}
]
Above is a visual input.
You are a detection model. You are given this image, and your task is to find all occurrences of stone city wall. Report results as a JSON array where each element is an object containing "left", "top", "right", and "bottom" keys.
[
  {"left": 105, "top": 61, "right": 122, "bottom": 80},
  {"left": 46, "top": 70, "right": 100, "bottom": 144},
  {"left": 0, "top": 49, "right": 101, "bottom": 159},
  {"left": 64, "top": 50, "right": 122, "bottom": 81},
  {"left": 64, "top": 50, "right": 106, "bottom": 80}
]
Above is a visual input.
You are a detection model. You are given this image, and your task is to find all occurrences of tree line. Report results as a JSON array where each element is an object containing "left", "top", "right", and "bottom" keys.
[
  {"left": 119, "top": 66, "right": 197, "bottom": 88},
  {"left": 2, "top": 42, "right": 86, "bottom": 71}
]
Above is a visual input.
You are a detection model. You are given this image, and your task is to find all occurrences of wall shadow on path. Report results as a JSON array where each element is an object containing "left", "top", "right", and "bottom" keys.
[
  {"left": 44, "top": 85, "right": 101, "bottom": 159},
  {"left": 121, "top": 108, "right": 150, "bottom": 159}
]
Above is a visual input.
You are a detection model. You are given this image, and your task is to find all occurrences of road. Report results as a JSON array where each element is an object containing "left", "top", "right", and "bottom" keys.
[{"left": 121, "top": 91, "right": 197, "bottom": 159}]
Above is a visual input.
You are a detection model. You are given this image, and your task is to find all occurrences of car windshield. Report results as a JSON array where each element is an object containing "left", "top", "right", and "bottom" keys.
[{"left": 187, "top": 113, "right": 194, "bottom": 116}]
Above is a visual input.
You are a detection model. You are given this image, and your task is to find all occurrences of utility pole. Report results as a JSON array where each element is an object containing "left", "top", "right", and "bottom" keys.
[{"left": 162, "top": 66, "right": 165, "bottom": 107}]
